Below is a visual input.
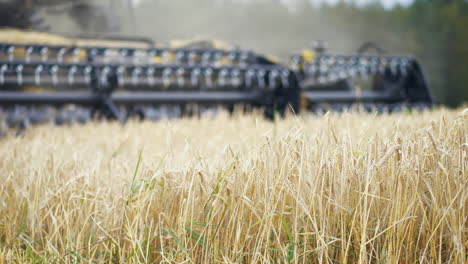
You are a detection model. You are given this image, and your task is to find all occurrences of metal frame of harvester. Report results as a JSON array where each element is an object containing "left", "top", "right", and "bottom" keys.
[
  {"left": 0, "top": 40, "right": 433, "bottom": 128},
  {"left": 290, "top": 52, "right": 433, "bottom": 111}
]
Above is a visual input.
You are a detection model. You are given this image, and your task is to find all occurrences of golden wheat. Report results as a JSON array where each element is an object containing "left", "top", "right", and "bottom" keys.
[{"left": 0, "top": 109, "right": 466, "bottom": 263}]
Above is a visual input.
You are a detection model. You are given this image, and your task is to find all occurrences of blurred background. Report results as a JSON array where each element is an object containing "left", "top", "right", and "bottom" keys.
[{"left": 0, "top": 0, "right": 466, "bottom": 107}]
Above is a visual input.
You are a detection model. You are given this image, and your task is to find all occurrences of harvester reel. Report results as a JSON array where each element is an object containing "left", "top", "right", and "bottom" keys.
[
  {"left": 290, "top": 52, "right": 433, "bottom": 111},
  {"left": 0, "top": 41, "right": 300, "bottom": 128}
]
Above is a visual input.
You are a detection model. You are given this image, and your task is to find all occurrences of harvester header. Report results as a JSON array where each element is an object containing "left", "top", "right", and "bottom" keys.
[{"left": 0, "top": 35, "right": 433, "bottom": 129}]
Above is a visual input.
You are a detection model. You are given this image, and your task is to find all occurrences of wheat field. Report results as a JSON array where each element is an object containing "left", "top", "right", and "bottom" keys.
[{"left": 0, "top": 109, "right": 466, "bottom": 263}]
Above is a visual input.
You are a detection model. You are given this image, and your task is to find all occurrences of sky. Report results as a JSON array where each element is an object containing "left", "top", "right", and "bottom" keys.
[
  {"left": 313, "top": 0, "right": 413, "bottom": 8},
  {"left": 132, "top": 0, "right": 414, "bottom": 9},
  {"left": 277, "top": 0, "right": 414, "bottom": 9}
]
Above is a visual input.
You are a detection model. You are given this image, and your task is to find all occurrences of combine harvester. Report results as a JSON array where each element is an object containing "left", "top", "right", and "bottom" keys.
[{"left": 0, "top": 34, "right": 433, "bottom": 129}]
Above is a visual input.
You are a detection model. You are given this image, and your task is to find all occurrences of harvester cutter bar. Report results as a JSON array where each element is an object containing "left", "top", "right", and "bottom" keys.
[
  {"left": 302, "top": 91, "right": 400, "bottom": 103},
  {"left": 0, "top": 91, "right": 260, "bottom": 105}
]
